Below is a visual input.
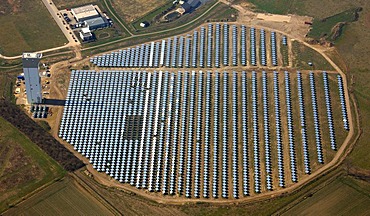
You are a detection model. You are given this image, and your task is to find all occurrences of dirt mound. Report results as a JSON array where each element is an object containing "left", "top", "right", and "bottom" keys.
[{"left": 330, "top": 22, "right": 346, "bottom": 41}]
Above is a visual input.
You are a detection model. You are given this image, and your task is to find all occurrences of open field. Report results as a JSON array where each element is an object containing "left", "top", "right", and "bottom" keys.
[
  {"left": 308, "top": 8, "right": 360, "bottom": 41},
  {"left": 60, "top": 167, "right": 349, "bottom": 215},
  {"left": 0, "top": 72, "right": 17, "bottom": 102},
  {"left": 0, "top": 117, "right": 65, "bottom": 212},
  {"left": 0, "top": 0, "right": 67, "bottom": 56},
  {"left": 282, "top": 176, "right": 370, "bottom": 215},
  {"left": 291, "top": 40, "right": 334, "bottom": 70},
  {"left": 3, "top": 176, "right": 113, "bottom": 215},
  {"left": 0, "top": 100, "right": 85, "bottom": 172},
  {"left": 327, "top": 1, "right": 370, "bottom": 170},
  {"left": 110, "top": 0, "right": 168, "bottom": 22},
  {"left": 0, "top": 58, "right": 22, "bottom": 69},
  {"left": 238, "top": 0, "right": 304, "bottom": 15},
  {"left": 132, "top": 1, "right": 233, "bottom": 34},
  {"left": 237, "top": 0, "right": 363, "bottom": 41},
  {"left": 52, "top": 0, "right": 97, "bottom": 10},
  {"left": 131, "top": 1, "right": 175, "bottom": 30},
  {"left": 238, "top": 0, "right": 358, "bottom": 20}
]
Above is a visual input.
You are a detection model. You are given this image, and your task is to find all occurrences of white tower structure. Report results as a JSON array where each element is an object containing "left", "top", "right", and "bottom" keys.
[{"left": 22, "top": 52, "right": 42, "bottom": 104}]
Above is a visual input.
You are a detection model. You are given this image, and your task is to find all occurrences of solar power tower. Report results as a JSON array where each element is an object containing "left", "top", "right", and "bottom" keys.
[{"left": 22, "top": 52, "right": 42, "bottom": 104}]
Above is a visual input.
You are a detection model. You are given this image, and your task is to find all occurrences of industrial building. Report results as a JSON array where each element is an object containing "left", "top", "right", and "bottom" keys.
[
  {"left": 71, "top": 4, "right": 100, "bottom": 22},
  {"left": 84, "top": 17, "right": 109, "bottom": 30},
  {"left": 79, "top": 27, "right": 94, "bottom": 41},
  {"left": 70, "top": 4, "right": 111, "bottom": 41},
  {"left": 180, "top": 0, "right": 201, "bottom": 13},
  {"left": 22, "top": 52, "right": 42, "bottom": 104}
]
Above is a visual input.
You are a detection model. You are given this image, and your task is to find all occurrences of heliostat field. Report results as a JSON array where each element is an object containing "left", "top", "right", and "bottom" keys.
[{"left": 59, "top": 68, "right": 349, "bottom": 199}]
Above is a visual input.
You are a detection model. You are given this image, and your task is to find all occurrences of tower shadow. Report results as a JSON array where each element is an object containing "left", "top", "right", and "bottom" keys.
[{"left": 42, "top": 99, "right": 66, "bottom": 106}]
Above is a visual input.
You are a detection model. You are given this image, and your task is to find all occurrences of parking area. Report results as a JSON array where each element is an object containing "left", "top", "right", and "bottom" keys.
[{"left": 41, "top": 0, "right": 80, "bottom": 45}]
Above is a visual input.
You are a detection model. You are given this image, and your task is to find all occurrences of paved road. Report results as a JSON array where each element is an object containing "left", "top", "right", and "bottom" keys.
[{"left": 41, "top": 0, "right": 80, "bottom": 47}]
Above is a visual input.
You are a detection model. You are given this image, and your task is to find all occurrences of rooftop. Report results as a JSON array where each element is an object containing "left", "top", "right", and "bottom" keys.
[
  {"left": 22, "top": 52, "right": 42, "bottom": 59},
  {"left": 84, "top": 17, "right": 106, "bottom": 27},
  {"left": 71, "top": 5, "right": 99, "bottom": 20}
]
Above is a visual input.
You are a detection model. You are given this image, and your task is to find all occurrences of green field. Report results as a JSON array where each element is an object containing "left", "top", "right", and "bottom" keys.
[
  {"left": 131, "top": 1, "right": 174, "bottom": 30},
  {"left": 239, "top": 0, "right": 304, "bottom": 15},
  {"left": 2, "top": 176, "right": 113, "bottom": 216},
  {"left": 52, "top": 0, "right": 97, "bottom": 10},
  {"left": 240, "top": 0, "right": 357, "bottom": 19},
  {"left": 282, "top": 176, "right": 370, "bottom": 215},
  {"left": 131, "top": 0, "right": 223, "bottom": 34},
  {"left": 111, "top": 0, "right": 168, "bottom": 23},
  {"left": 0, "top": 117, "right": 65, "bottom": 213},
  {"left": 308, "top": 8, "right": 360, "bottom": 41},
  {"left": 0, "top": 72, "right": 17, "bottom": 102},
  {"left": 0, "top": 0, "right": 67, "bottom": 56},
  {"left": 241, "top": 0, "right": 362, "bottom": 41}
]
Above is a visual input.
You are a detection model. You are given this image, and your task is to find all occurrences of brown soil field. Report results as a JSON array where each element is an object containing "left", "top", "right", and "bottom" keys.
[
  {"left": 2, "top": 175, "right": 113, "bottom": 216},
  {"left": 282, "top": 176, "right": 370, "bottom": 215},
  {"left": 52, "top": 0, "right": 97, "bottom": 10},
  {"left": 0, "top": 117, "right": 65, "bottom": 212},
  {"left": 111, "top": 0, "right": 168, "bottom": 22}
]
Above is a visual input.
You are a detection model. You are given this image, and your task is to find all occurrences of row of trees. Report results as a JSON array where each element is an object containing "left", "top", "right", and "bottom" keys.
[{"left": 0, "top": 100, "right": 85, "bottom": 172}]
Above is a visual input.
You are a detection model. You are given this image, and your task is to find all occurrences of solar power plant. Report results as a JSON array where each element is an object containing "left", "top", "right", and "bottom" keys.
[
  {"left": 90, "top": 24, "right": 285, "bottom": 69},
  {"left": 60, "top": 69, "right": 349, "bottom": 199}
]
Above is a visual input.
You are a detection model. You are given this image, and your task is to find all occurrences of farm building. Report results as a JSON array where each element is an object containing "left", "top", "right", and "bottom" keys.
[{"left": 71, "top": 4, "right": 100, "bottom": 22}]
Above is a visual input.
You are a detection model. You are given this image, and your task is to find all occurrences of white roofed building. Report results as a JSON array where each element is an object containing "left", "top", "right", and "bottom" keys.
[
  {"left": 79, "top": 27, "right": 93, "bottom": 41},
  {"left": 71, "top": 4, "right": 100, "bottom": 22}
]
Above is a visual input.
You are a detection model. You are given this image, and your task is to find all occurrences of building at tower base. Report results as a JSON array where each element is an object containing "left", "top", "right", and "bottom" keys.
[{"left": 22, "top": 52, "right": 42, "bottom": 104}]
